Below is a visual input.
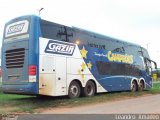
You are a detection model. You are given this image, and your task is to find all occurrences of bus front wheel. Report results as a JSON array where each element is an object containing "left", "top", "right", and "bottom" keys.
[
  {"left": 68, "top": 81, "right": 81, "bottom": 99},
  {"left": 83, "top": 81, "right": 96, "bottom": 97}
]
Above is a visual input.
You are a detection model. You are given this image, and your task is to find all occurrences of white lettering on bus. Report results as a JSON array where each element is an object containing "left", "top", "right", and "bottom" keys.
[
  {"left": 7, "top": 23, "right": 25, "bottom": 34},
  {"left": 45, "top": 40, "right": 75, "bottom": 55}
]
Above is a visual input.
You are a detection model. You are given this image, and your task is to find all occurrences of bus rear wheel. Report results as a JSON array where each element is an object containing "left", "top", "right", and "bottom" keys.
[
  {"left": 83, "top": 81, "right": 96, "bottom": 97},
  {"left": 131, "top": 80, "right": 138, "bottom": 92},
  {"left": 139, "top": 81, "right": 144, "bottom": 91},
  {"left": 68, "top": 81, "right": 81, "bottom": 99}
]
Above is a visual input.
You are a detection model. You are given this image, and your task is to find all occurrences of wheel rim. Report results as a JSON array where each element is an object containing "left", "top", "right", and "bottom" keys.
[
  {"left": 131, "top": 82, "right": 136, "bottom": 92},
  {"left": 139, "top": 82, "right": 144, "bottom": 91},
  {"left": 87, "top": 85, "right": 93, "bottom": 96},
  {"left": 70, "top": 85, "right": 79, "bottom": 97}
]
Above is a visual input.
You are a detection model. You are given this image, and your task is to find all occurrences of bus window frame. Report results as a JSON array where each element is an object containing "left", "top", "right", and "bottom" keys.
[{"left": 144, "top": 57, "right": 157, "bottom": 75}]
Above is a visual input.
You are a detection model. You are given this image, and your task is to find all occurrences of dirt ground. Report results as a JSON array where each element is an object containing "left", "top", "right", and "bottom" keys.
[{"left": 39, "top": 94, "right": 160, "bottom": 114}]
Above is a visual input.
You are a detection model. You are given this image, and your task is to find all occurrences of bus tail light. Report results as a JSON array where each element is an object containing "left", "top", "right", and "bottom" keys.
[
  {"left": 28, "top": 65, "right": 36, "bottom": 82},
  {"left": 29, "top": 65, "right": 36, "bottom": 75}
]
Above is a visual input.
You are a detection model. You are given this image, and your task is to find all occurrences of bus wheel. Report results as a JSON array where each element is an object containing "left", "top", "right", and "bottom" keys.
[
  {"left": 139, "top": 81, "right": 144, "bottom": 91},
  {"left": 68, "top": 81, "right": 81, "bottom": 99},
  {"left": 131, "top": 80, "right": 138, "bottom": 92},
  {"left": 83, "top": 81, "right": 96, "bottom": 97}
]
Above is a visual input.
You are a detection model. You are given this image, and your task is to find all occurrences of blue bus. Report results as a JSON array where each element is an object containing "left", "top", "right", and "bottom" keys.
[{"left": 1, "top": 15, "right": 157, "bottom": 98}]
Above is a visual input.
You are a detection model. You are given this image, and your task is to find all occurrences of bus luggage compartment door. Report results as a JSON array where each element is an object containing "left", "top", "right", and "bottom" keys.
[
  {"left": 55, "top": 56, "right": 67, "bottom": 96},
  {"left": 39, "top": 55, "right": 56, "bottom": 96}
]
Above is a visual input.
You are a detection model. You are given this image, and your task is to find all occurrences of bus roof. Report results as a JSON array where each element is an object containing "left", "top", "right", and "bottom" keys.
[
  {"left": 5, "top": 15, "right": 39, "bottom": 25},
  {"left": 6, "top": 15, "right": 145, "bottom": 50}
]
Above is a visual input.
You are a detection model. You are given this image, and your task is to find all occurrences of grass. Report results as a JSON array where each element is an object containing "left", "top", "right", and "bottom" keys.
[
  {"left": 152, "top": 81, "right": 160, "bottom": 90},
  {"left": 0, "top": 82, "right": 160, "bottom": 114}
]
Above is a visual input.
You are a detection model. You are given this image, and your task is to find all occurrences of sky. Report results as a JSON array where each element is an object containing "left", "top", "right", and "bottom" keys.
[{"left": 0, "top": 0, "right": 160, "bottom": 67}]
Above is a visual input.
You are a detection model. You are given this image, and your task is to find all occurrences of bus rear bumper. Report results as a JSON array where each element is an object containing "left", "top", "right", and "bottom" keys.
[{"left": 1, "top": 82, "right": 38, "bottom": 95}]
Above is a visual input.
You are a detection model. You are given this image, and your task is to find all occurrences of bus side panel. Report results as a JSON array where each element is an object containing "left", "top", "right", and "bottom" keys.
[
  {"left": 141, "top": 71, "right": 153, "bottom": 89},
  {"left": 55, "top": 56, "right": 67, "bottom": 96},
  {"left": 39, "top": 38, "right": 68, "bottom": 96},
  {"left": 76, "top": 44, "right": 141, "bottom": 92},
  {"left": 39, "top": 54, "right": 56, "bottom": 96},
  {"left": 39, "top": 38, "right": 107, "bottom": 96},
  {"left": 97, "top": 76, "right": 132, "bottom": 92}
]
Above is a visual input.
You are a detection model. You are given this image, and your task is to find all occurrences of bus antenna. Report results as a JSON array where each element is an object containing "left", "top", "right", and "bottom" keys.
[{"left": 39, "top": 8, "right": 44, "bottom": 16}]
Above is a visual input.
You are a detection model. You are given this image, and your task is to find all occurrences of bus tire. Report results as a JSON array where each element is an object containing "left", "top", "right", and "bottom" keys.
[
  {"left": 138, "top": 80, "right": 144, "bottom": 91},
  {"left": 83, "top": 81, "right": 96, "bottom": 97},
  {"left": 131, "top": 80, "right": 138, "bottom": 92},
  {"left": 68, "top": 81, "right": 81, "bottom": 99}
]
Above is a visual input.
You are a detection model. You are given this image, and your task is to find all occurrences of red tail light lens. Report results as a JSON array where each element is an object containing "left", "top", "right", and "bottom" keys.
[{"left": 28, "top": 65, "right": 36, "bottom": 75}]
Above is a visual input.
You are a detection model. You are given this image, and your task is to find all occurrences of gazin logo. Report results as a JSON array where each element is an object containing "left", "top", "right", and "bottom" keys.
[
  {"left": 7, "top": 23, "right": 25, "bottom": 35},
  {"left": 45, "top": 40, "right": 75, "bottom": 56}
]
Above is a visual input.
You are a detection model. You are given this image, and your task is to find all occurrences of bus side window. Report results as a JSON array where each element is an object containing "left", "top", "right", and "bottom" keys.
[
  {"left": 138, "top": 51, "right": 143, "bottom": 56},
  {"left": 57, "top": 26, "right": 73, "bottom": 42},
  {"left": 105, "top": 40, "right": 125, "bottom": 53},
  {"left": 144, "top": 58, "right": 152, "bottom": 75},
  {"left": 40, "top": 19, "right": 73, "bottom": 42}
]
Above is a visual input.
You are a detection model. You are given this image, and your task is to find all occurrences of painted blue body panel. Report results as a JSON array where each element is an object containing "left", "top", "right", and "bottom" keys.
[
  {"left": 2, "top": 83, "right": 37, "bottom": 95},
  {"left": 97, "top": 76, "right": 132, "bottom": 91},
  {"left": 78, "top": 44, "right": 152, "bottom": 91},
  {"left": 2, "top": 40, "right": 29, "bottom": 83},
  {"left": 1, "top": 15, "right": 40, "bottom": 95}
]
